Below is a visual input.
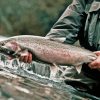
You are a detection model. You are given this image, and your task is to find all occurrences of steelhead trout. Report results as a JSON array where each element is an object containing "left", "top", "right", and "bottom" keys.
[{"left": 0, "top": 35, "right": 97, "bottom": 73}]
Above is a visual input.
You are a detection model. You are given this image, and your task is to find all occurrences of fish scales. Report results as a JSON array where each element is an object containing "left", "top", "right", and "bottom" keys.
[{"left": 0, "top": 35, "right": 97, "bottom": 73}]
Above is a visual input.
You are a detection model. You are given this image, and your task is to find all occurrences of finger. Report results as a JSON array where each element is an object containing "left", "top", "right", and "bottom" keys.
[
  {"left": 7, "top": 56, "right": 13, "bottom": 60},
  {"left": 91, "top": 67, "right": 99, "bottom": 69},
  {"left": 24, "top": 54, "right": 29, "bottom": 63},
  {"left": 28, "top": 53, "right": 32, "bottom": 63},
  {"left": 90, "top": 62, "right": 98, "bottom": 67},
  {"left": 19, "top": 56, "right": 24, "bottom": 62},
  {"left": 94, "top": 51, "right": 100, "bottom": 56},
  {"left": 89, "top": 61, "right": 100, "bottom": 69},
  {"left": 89, "top": 64, "right": 98, "bottom": 69},
  {"left": 92, "top": 66, "right": 100, "bottom": 69}
]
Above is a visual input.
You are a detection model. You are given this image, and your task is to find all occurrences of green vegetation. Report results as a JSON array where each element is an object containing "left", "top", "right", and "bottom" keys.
[{"left": 0, "top": 0, "right": 72, "bottom": 36}]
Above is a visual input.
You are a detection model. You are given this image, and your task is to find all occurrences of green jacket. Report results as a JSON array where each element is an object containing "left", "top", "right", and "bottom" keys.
[{"left": 46, "top": 0, "right": 100, "bottom": 51}]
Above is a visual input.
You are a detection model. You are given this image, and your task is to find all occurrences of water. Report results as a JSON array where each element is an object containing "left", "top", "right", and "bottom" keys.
[{"left": 0, "top": 55, "right": 99, "bottom": 100}]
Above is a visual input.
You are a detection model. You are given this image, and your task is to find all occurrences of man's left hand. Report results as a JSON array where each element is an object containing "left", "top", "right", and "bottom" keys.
[{"left": 89, "top": 51, "right": 100, "bottom": 69}]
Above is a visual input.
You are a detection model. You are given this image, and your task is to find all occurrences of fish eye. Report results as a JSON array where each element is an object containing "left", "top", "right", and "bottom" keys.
[
  {"left": 1, "top": 42, "right": 5, "bottom": 46},
  {"left": 0, "top": 41, "right": 4, "bottom": 46}
]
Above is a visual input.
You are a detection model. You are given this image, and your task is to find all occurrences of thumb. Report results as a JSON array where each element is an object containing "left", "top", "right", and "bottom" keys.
[
  {"left": 94, "top": 51, "right": 100, "bottom": 56},
  {"left": 19, "top": 49, "right": 29, "bottom": 56}
]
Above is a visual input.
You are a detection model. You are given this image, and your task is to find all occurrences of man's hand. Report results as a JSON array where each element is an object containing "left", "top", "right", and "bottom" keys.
[
  {"left": 19, "top": 50, "right": 33, "bottom": 63},
  {"left": 89, "top": 51, "right": 100, "bottom": 69}
]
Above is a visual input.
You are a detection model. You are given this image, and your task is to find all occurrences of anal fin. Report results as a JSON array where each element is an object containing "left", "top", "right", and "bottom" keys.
[
  {"left": 75, "top": 65, "right": 82, "bottom": 74},
  {"left": 50, "top": 63, "right": 59, "bottom": 79}
]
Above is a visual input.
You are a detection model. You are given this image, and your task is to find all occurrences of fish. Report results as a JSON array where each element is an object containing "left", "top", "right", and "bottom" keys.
[{"left": 0, "top": 35, "right": 97, "bottom": 73}]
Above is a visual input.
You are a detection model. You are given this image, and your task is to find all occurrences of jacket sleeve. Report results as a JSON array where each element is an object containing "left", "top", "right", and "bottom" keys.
[{"left": 46, "top": 0, "right": 87, "bottom": 44}]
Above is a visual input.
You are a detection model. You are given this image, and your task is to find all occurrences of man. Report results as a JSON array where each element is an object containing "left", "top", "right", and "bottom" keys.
[{"left": 15, "top": 0, "right": 100, "bottom": 97}]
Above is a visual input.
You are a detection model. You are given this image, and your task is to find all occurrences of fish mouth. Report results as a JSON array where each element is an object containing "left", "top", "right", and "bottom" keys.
[
  {"left": 0, "top": 46, "right": 16, "bottom": 56},
  {"left": 0, "top": 40, "right": 21, "bottom": 58}
]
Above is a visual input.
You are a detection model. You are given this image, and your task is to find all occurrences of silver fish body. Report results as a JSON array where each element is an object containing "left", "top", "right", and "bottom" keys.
[{"left": 0, "top": 35, "right": 97, "bottom": 73}]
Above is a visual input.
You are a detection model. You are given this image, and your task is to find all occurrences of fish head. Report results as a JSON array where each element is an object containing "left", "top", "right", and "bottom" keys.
[
  {"left": 0, "top": 39, "right": 31, "bottom": 59},
  {"left": 1, "top": 40, "right": 21, "bottom": 53}
]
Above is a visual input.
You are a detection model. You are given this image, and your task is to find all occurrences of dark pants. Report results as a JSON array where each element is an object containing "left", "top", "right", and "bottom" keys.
[{"left": 82, "top": 64, "right": 100, "bottom": 97}]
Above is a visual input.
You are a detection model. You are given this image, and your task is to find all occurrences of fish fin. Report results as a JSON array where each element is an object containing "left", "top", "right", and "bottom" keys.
[
  {"left": 52, "top": 63, "right": 63, "bottom": 72},
  {"left": 52, "top": 63, "right": 59, "bottom": 68},
  {"left": 75, "top": 65, "right": 82, "bottom": 74},
  {"left": 50, "top": 63, "right": 59, "bottom": 78}
]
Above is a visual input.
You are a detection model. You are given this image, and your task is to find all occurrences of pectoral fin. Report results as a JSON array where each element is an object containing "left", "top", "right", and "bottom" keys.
[
  {"left": 50, "top": 63, "right": 59, "bottom": 78},
  {"left": 75, "top": 65, "right": 82, "bottom": 74}
]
